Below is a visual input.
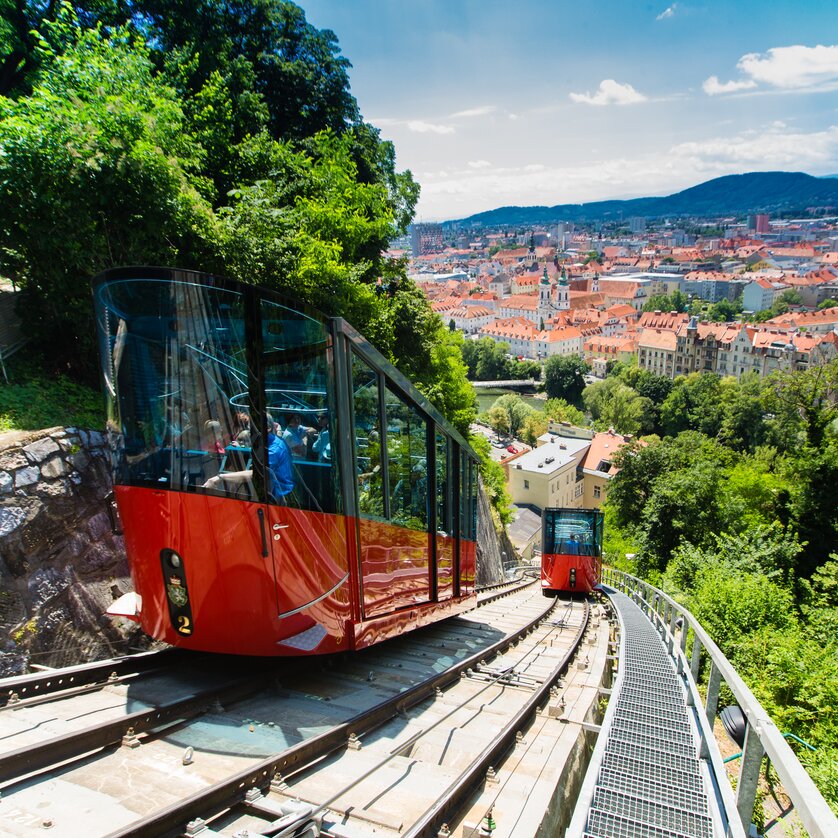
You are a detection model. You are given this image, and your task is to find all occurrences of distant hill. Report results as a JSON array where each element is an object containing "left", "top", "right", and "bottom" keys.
[{"left": 448, "top": 172, "right": 838, "bottom": 227}]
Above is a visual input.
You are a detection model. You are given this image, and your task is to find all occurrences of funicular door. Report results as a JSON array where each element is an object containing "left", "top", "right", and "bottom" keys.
[
  {"left": 350, "top": 352, "right": 431, "bottom": 618},
  {"left": 258, "top": 299, "right": 350, "bottom": 651}
]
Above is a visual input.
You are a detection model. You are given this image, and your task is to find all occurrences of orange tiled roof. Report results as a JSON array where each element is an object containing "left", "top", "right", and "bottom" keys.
[{"left": 638, "top": 329, "right": 678, "bottom": 351}]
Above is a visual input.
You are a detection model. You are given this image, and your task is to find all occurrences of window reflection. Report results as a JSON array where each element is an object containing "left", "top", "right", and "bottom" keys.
[
  {"left": 435, "top": 430, "right": 450, "bottom": 536},
  {"left": 95, "top": 278, "right": 338, "bottom": 512},
  {"left": 385, "top": 385, "right": 428, "bottom": 532},
  {"left": 97, "top": 279, "right": 254, "bottom": 496},
  {"left": 352, "top": 354, "right": 384, "bottom": 519}
]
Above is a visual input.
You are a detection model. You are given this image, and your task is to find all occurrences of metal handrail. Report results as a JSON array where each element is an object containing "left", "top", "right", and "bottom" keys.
[{"left": 603, "top": 568, "right": 838, "bottom": 838}]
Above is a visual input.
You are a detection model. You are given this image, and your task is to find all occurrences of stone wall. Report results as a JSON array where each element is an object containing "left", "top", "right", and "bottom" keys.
[
  {"left": 475, "top": 477, "right": 515, "bottom": 587},
  {"left": 0, "top": 427, "right": 140, "bottom": 675}
]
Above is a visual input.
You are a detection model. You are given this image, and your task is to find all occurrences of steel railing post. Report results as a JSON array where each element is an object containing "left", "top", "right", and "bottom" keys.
[
  {"left": 736, "top": 721, "right": 765, "bottom": 833},
  {"left": 690, "top": 634, "right": 702, "bottom": 683},
  {"left": 705, "top": 662, "right": 721, "bottom": 726}
]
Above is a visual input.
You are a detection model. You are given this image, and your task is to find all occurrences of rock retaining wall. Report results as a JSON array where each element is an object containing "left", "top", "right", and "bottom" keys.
[{"left": 0, "top": 427, "right": 140, "bottom": 675}]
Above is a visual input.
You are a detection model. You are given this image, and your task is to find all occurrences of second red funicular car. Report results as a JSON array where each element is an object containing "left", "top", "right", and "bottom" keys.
[{"left": 541, "top": 507, "right": 604, "bottom": 595}]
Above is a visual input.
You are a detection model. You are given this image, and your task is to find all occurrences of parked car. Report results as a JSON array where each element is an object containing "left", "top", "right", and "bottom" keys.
[{"left": 507, "top": 445, "right": 518, "bottom": 453}]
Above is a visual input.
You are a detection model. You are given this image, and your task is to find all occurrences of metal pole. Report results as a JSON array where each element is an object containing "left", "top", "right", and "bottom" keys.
[
  {"left": 736, "top": 721, "right": 765, "bottom": 833},
  {"left": 690, "top": 634, "right": 702, "bottom": 683},
  {"left": 705, "top": 662, "right": 721, "bottom": 726}
]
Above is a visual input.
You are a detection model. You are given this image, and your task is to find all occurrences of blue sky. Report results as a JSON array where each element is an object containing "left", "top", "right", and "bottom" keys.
[{"left": 300, "top": 1, "right": 838, "bottom": 221}]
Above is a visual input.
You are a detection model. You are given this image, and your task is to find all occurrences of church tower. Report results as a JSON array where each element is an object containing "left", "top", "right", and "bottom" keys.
[
  {"left": 538, "top": 266, "right": 553, "bottom": 328},
  {"left": 556, "top": 267, "right": 570, "bottom": 311}
]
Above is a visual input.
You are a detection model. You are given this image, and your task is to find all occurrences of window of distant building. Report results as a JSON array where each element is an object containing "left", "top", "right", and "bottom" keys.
[
  {"left": 594, "top": 485, "right": 601, "bottom": 499},
  {"left": 524, "top": 479, "right": 529, "bottom": 489}
]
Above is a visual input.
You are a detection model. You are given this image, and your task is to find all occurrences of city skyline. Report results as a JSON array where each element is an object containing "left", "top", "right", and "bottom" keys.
[{"left": 300, "top": 0, "right": 838, "bottom": 221}]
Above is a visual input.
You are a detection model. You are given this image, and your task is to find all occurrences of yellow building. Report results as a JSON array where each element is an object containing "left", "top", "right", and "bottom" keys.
[{"left": 507, "top": 427, "right": 633, "bottom": 512}]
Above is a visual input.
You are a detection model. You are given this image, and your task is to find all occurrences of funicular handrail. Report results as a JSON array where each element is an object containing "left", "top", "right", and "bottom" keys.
[{"left": 603, "top": 567, "right": 838, "bottom": 838}]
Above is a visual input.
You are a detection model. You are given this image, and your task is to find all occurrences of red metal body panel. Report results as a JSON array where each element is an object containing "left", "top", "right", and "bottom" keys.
[
  {"left": 116, "top": 486, "right": 477, "bottom": 656},
  {"left": 116, "top": 486, "right": 352, "bottom": 656},
  {"left": 460, "top": 538, "right": 476, "bottom": 595},
  {"left": 541, "top": 552, "right": 601, "bottom": 594},
  {"left": 358, "top": 519, "right": 430, "bottom": 617},
  {"left": 436, "top": 533, "right": 455, "bottom": 600},
  {"left": 351, "top": 585, "right": 474, "bottom": 650}
]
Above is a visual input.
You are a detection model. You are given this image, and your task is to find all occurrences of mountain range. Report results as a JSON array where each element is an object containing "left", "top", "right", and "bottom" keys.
[{"left": 447, "top": 171, "right": 838, "bottom": 227}]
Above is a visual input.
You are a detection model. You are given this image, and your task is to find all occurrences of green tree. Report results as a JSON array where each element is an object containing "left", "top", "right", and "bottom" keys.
[
  {"left": 543, "top": 354, "right": 587, "bottom": 402},
  {"left": 818, "top": 298, "right": 838, "bottom": 310},
  {"left": 583, "top": 377, "right": 651, "bottom": 435},
  {"left": 491, "top": 393, "right": 533, "bottom": 438},
  {"left": 543, "top": 397, "right": 587, "bottom": 427},
  {"left": 707, "top": 297, "right": 742, "bottom": 322},
  {"left": 659, "top": 373, "right": 724, "bottom": 437},
  {"left": 486, "top": 405, "right": 510, "bottom": 438},
  {"left": 764, "top": 361, "right": 838, "bottom": 449},
  {"left": 642, "top": 290, "right": 688, "bottom": 313},
  {"left": 0, "top": 17, "right": 218, "bottom": 378}
]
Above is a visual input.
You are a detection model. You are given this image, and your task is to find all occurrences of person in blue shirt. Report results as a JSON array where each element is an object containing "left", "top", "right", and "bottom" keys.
[
  {"left": 266, "top": 414, "right": 294, "bottom": 498},
  {"left": 203, "top": 412, "right": 294, "bottom": 501}
]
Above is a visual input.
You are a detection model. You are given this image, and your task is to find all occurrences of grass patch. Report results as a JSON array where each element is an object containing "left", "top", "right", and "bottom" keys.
[{"left": 0, "top": 354, "right": 104, "bottom": 432}]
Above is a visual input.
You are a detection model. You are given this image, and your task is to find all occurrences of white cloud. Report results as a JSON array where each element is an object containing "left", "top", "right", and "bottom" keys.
[
  {"left": 450, "top": 105, "right": 497, "bottom": 119},
  {"left": 414, "top": 123, "right": 838, "bottom": 219},
  {"left": 703, "top": 75, "right": 757, "bottom": 95},
  {"left": 569, "top": 79, "right": 647, "bottom": 106},
  {"left": 670, "top": 124, "right": 838, "bottom": 171},
  {"left": 405, "top": 120, "right": 455, "bottom": 134},
  {"left": 468, "top": 160, "right": 492, "bottom": 169},
  {"left": 738, "top": 44, "right": 838, "bottom": 89},
  {"left": 705, "top": 44, "right": 838, "bottom": 96},
  {"left": 656, "top": 4, "right": 676, "bottom": 20}
]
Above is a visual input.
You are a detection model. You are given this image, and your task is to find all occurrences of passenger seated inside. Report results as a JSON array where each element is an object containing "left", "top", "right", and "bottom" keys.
[
  {"left": 308, "top": 412, "right": 330, "bottom": 462},
  {"left": 202, "top": 414, "right": 294, "bottom": 501},
  {"left": 231, "top": 411, "right": 251, "bottom": 446},
  {"left": 282, "top": 412, "right": 312, "bottom": 458}
]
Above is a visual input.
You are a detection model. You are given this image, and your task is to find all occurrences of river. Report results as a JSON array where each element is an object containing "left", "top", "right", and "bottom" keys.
[{"left": 474, "top": 387, "right": 545, "bottom": 414}]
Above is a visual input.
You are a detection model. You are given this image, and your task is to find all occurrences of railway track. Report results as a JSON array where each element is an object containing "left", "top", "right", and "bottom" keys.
[{"left": 0, "top": 579, "right": 598, "bottom": 838}]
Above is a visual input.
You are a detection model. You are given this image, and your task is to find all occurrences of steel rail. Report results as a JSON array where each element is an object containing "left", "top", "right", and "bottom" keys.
[
  {"left": 105, "top": 591, "right": 559, "bottom": 838},
  {"left": 403, "top": 601, "right": 590, "bottom": 838},
  {"left": 0, "top": 664, "right": 300, "bottom": 786},
  {"left": 0, "top": 648, "right": 182, "bottom": 708},
  {"left": 0, "top": 580, "right": 523, "bottom": 711}
]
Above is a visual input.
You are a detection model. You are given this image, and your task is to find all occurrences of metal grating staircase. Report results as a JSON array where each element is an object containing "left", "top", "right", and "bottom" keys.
[{"left": 579, "top": 590, "right": 717, "bottom": 838}]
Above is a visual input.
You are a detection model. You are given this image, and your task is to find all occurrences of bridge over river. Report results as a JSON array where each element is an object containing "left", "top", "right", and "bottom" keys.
[{"left": 470, "top": 379, "right": 539, "bottom": 390}]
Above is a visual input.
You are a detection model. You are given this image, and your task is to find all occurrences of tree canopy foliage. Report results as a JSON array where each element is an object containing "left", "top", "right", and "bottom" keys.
[
  {"left": 0, "top": 2, "right": 479, "bottom": 438},
  {"left": 461, "top": 337, "right": 540, "bottom": 381},
  {"left": 543, "top": 354, "right": 587, "bottom": 403}
]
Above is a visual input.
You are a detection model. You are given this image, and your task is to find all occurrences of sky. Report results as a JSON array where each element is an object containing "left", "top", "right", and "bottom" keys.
[{"left": 300, "top": 1, "right": 838, "bottom": 222}]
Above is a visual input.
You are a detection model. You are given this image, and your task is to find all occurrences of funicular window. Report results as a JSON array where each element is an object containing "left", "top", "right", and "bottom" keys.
[
  {"left": 352, "top": 354, "right": 385, "bottom": 519},
  {"left": 95, "top": 278, "right": 254, "bottom": 496},
  {"left": 260, "top": 299, "right": 338, "bottom": 513},
  {"left": 435, "top": 430, "right": 451, "bottom": 536},
  {"left": 460, "top": 449, "right": 471, "bottom": 539},
  {"left": 544, "top": 510, "right": 598, "bottom": 556},
  {"left": 385, "top": 385, "right": 429, "bottom": 531}
]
